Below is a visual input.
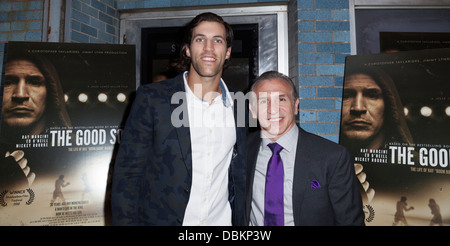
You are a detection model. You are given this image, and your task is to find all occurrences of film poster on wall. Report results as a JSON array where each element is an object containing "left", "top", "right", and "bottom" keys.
[
  {"left": 340, "top": 47, "right": 450, "bottom": 226},
  {"left": 0, "top": 41, "right": 136, "bottom": 225}
]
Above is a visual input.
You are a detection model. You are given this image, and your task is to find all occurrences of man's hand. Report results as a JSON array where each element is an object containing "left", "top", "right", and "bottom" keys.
[
  {"left": 5, "top": 150, "right": 35, "bottom": 186},
  {"left": 354, "top": 163, "right": 375, "bottom": 204}
]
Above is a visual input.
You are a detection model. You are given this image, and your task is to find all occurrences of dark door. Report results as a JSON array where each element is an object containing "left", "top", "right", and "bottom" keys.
[{"left": 141, "top": 24, "right": 259, "bottom": 92}]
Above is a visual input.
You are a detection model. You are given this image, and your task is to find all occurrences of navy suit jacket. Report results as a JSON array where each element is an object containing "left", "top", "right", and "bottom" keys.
[
  {"left": 111, "top": 74, "right": 247, "bottom": 226},
  {"left": 243, "top": 127, "right": 365, "bottom": 226}
]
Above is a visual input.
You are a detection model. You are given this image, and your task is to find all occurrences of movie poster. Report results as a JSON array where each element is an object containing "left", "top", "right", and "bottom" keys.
[
  {"left": 340, "top": 48, "right": 450, "bottom": 226},
  {"left": 0, "top": 41, "right": 135, "bottom": 225}
]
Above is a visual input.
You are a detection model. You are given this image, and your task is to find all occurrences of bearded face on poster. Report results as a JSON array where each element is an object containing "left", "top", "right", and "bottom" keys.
[
  {"left": 0, "top": 54, "right": 71, "bottom": 190},
  {"left": 341, "top": 66, "right": 414, "bottom": 149},
  {"left": 340, "top": 66, "right": 414, "bottom": 204}
]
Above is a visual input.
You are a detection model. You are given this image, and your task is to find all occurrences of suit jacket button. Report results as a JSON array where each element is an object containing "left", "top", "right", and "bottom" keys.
[
  {"left": 184, "top": 188, "right": 190, "bottom": 193},
  {"left": 177, "top": 218, "right": 182, "bottom": 224}
]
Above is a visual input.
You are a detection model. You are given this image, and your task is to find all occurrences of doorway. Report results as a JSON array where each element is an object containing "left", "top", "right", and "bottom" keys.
[
  {"left": 141, "top": 23, "right": 258, "bottom": 92},
  {"left": 119, "top": 5, "right": 288, "bottom": 90}
]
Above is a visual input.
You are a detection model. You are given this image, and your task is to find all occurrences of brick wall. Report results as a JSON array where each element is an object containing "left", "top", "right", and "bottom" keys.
[
  {"left": 70, "top": 0, "right": 120, "bottom": 43},
  {"left": 0, "top": 1, "right": 43, "bottom": 73},
  {"left": 296, "top": 0, "right": 350, "bottom": 143}
]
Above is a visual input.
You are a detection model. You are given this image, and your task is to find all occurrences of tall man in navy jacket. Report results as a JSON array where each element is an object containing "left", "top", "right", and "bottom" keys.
[
  {"left": 244, "top": 71, "right": 364, "bottom": 226},
  {"left": 111, "top": 12, "right": 247, "bottom": 226}
]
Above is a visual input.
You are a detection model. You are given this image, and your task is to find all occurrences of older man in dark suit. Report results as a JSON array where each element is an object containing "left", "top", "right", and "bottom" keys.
[
  {"left": 244, "top": 71, "right": 364, "bottom": 226},
  {"left": 111, "top": 12, "right": 247, "bottom": 226}
]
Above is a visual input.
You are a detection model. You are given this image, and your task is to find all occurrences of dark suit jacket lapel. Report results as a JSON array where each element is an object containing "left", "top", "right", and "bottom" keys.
[
  {"left": 247, "top": 131, "right": 260, "bottom": 188},
  {"left": 292, "top": 128, "right": 312, "bottom": 225},
  {"left": 244, "top": 131, "right": 261, "bottom": 224},
  {"left": 232, "top": 94, "right": 241, "bottom": 159},
  {"left": 168, "top": 74, "right": 192, "bottom": 177}
]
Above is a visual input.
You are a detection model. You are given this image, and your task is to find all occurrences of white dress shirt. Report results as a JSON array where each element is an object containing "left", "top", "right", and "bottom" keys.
[
  {"left": 182, "top": 72, "right": 236, "bottom": 226},
  {"left": 250, "top": 125, "right": 299, "bottom": 226}
]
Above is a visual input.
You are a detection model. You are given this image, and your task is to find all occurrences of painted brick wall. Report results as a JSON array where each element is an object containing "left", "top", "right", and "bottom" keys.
[
  {"left": 297, "top": 0, "right": 350, "bottom": 143},
  {"left": 71, "top": 0, "right": 120, "bottom": 43},
  {"left": 117, "top": 0, "right": 286, "bottom": 9},
  {"left": 0, "top": 0, "right": 43, "bottom": 74}
]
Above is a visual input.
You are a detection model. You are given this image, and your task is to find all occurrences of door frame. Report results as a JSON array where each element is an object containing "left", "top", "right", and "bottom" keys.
[{"left": 119, "top": 4, "right": 288, "bottom": 88}]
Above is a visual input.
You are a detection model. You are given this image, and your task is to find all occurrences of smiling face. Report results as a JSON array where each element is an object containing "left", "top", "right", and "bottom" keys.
[
  {"left": 186, "top": 21, "right": 231, "bottom": 80},
  {"left": 2, "top": 59, "right": 47, "bottom": 130},
  {"left": 250, "top": 78, "right": 299, "bottom": 141},
  {"left": 341, "top": 73, "right": 385, "bottom": 144}
]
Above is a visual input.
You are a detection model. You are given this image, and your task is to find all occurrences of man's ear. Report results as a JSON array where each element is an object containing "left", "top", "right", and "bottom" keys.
[
  {"left": 185, "top": 44, "right": 191, "bottom": 58},
  {"left": 225, "top": 46, "right": 231, "bottom": 60}
]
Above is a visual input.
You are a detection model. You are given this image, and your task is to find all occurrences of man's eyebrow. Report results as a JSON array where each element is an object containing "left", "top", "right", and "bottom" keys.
[
  {"left": 193, "top": 33, "right": 225, "bottom": 39},
  {"left": 258, "top": 93, "right": 288, "bottom": 99},
  {"left": 343, "top": 86, "right": 381, "bottom": 91},
  {"left": 274, "top": 93, "right": 288, "bottom": 98},
  {"left": 27, "top": 75, "right": 45, "bottom": 79},
  {"left": 364, "top": 87, "right": 382, "bottom": 91}
]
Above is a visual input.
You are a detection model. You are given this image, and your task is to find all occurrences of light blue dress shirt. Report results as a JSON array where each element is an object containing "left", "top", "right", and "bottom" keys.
[{"left": 250, "top": 125, "right": 299, "bottom": 226}]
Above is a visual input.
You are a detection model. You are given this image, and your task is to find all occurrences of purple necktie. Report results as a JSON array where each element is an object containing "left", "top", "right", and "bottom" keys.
[{"left": 264, "top": 142, "right": 284, "bottom": 226}]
